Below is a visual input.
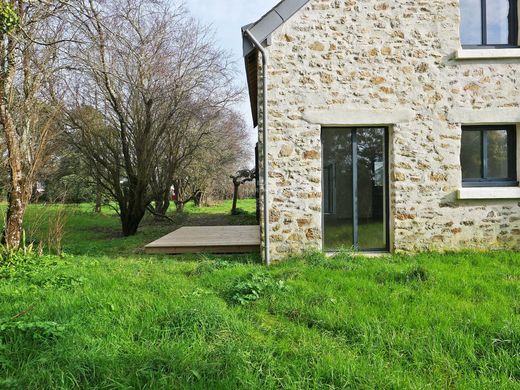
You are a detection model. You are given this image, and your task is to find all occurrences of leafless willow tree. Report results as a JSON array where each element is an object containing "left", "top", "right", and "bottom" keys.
[
  {"left": 0, "top": 2, "right": 69, "bottom": 249},
  {"left": 63, "top": 0, "right": 241, "bottom": 235}
]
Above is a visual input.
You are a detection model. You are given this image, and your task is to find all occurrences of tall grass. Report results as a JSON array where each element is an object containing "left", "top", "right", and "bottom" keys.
[{"left": 0, "top": 202, "right": 518, "bottom": 388}]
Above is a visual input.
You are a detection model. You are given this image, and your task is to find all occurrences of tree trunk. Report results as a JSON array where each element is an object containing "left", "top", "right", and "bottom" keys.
[
  {"left": 231, "top": 183, "right": 240, "bottom": 215},
  {"left": 154, "top": 190, "right": 171, "bottom": 217},
  {"left": 120, "top": 209, "right": 145, "bottom": 236},
  {"left": 175, "top": 202, "right": 185, "bottom": 213},
  {"left": 2, "top": 188, "right": 27, "bottom": 249},
  {"left": 0, "top": 110, "right": 30, "bottom": 250},
  {"left": 193, "top": 190, "right": 203, "bottom": 208},
  {"left": 95, "top": 183, "right": 102, "bottom": 213}
]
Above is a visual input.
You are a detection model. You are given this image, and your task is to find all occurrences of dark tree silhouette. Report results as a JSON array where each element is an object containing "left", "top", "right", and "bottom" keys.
[{"left": 231, "top": 169, "right": 255, "bottom": 215}]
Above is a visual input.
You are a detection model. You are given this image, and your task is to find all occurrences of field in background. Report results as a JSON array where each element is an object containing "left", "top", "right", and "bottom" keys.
[
  {"left": 0, "top": 199, "right": 257, "bottom": 257},
  {"left": 0, "top": 202, "right": 518, "bottom": 389}
]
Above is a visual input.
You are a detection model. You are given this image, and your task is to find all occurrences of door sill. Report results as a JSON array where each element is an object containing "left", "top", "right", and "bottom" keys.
[{"left": 325, "top": 251, "right": 391, "bottom": 258}]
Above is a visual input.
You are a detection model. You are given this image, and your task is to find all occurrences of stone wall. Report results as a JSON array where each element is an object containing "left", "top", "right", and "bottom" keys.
[{"left": 256, "top": 0, "right": 520, "bottom": 261}]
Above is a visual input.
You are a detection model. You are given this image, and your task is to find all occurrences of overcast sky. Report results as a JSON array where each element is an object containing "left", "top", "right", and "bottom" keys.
[{"left": 183, "top": 0, "right": 280, "bottom": 130}]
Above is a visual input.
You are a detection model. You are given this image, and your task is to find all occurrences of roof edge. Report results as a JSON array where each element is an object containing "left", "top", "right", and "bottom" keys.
[{"left": 242, "top": 0, "right": 311, "bottom": 57}]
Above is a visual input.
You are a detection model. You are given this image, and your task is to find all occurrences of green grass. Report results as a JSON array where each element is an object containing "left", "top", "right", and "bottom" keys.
[
  {"left": 0, "top": 201, "right": 519, "bottom": 389},
  {"left": 0, "top": 199, "right": 257, "bottom": 257}
]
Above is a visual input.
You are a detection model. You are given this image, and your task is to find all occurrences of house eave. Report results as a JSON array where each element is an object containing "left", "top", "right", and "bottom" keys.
[
  {"left": 242, "top": 0, "right": 311, "bottom": 126},
  {"left": 241, "top": 0, "right": 310, "bottom": 57}
]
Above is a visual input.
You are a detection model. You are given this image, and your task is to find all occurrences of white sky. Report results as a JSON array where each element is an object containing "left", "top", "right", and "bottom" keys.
[{"left": 183, "top": 0, "right": 280, "bottom": 131}]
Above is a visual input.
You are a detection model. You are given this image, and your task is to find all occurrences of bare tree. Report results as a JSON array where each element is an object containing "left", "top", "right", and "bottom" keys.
[
  {"left": 64, "top": 0, "right": 240, "bottom": 235},
  {"left": 231, "top": 169, "right": 255, "bottom": 215},
  {"left": 148, "top": 102, "right": 219, "bottom": 216},
  {"left": 169, "top": 109, "right": 250, "bottom": 212},
  {"left": 0, "top": 2, "right": 68, "bottom": 249}
]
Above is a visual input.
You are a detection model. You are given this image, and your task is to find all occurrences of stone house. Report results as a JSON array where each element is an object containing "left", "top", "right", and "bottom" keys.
[{"left": 242, "top": 0, "right": 520, "bottom": 263}]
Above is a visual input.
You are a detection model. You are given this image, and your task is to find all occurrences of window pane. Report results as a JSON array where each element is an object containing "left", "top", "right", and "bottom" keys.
[
  {"left": 322, "top": 128, "right": 353, "bottom": 251},
  {"left": 487, "top": 0, "right": 512, "bottom": 44},
  {"left": 487, "top": 130, "right": 509, "bottom": 178},
  {"left": 357, "top": 128, "right": 386, "bottom": 251},
  {"left": 461, "top": 131, "right": 482, "bottom": 179},
  {"left": 460, "top": 0, "right": 483, "bottom": 45}
]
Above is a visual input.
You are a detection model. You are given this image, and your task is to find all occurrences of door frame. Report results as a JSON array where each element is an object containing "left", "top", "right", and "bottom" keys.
[{"left": 321, "top": 126, "right": 390, "bottom": 252}]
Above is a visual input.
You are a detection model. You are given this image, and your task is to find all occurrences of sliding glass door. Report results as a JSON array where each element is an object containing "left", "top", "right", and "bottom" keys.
[{"left": 322, "top": 127, "right": 389, "bottom": 252}]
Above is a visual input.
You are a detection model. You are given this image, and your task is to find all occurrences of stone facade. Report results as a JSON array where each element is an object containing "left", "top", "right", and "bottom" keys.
[{"left": 255, "top": 0, "right": 520, "bottom": 261}]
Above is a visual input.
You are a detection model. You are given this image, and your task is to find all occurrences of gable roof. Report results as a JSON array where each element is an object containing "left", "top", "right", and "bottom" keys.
[
  {"left": 242, "top": 0, "right": 311, "bottom": 126},
  {"left": 242, "top": 0, "right": 311, "bottom": 57}
]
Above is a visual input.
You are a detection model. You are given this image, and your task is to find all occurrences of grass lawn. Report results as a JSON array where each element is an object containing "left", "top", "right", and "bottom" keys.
[
  {"left": 0, "top": 199, "right": 257, "bottom": 257},
  {"left": 0, "top": 200, "right": 519, "bottom": 389}
]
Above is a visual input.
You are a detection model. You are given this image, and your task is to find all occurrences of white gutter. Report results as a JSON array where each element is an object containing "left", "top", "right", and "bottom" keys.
[{"left": 244, "top": 29, "right": 270, "bottom": 266}]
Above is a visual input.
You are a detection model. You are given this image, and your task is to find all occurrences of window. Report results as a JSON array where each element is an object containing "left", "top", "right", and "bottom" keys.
[
  {"left": 460, "top": 0, "right": 519, "bottom": 47},
  {"left": 461, "top": 125, "right": 518, "bottom": 187}
]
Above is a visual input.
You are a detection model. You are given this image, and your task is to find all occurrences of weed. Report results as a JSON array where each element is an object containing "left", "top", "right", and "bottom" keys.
[
  {"left": 377, "top": 265, "right": 430, "bottom": 284},
  {"left": 0, "top": 245, "right": 36, "bottom": 271},
  {"left": 26, "top": 274, "right": 86, "bottom": 290},
  {"left": 0, "top": 320, "right": 65, "bottom": 343},
  {"left": 189, "top": 259, "right": 234, "bottom": 276},
  {"left": 300, "top": 250, "right": 357, "bottom": 270},
  {"left": 396, "top": 265, "right": 429, "bottom": 283},
  {"left": 227, "top": 271, "right": 287, "bottom": 305},
  {"left": 47, "top": 206, "right": 68, "bottom": 256}
]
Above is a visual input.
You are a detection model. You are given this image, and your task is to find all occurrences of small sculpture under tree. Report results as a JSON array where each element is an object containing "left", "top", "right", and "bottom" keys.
[{"left": 231, "top": 169, "right": 256, "bottom": 215}]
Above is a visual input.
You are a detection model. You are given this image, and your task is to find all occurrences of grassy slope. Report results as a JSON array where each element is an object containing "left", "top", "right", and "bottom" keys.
[{"left": 0, "top": 200, "right": 519, "bottom": 389}]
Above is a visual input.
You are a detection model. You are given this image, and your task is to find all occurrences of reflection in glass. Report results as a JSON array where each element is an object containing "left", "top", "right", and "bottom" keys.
[
  {"left": 460, "top": 0, "right": 483, "bottom": 45},
  {"left": 486, "top": 0, "right": 510, "bottom": 45},
  {"left": 487, "top": 0, "right": 512, "bottom": 44},
  {"left": 322, "top": 128, "right": 387, "bottom": 252},
  {"left": 322, "top": 128, "right": 353, "bottom": 251},
  {"left": 461, "top": 131, "right": 482, "bottom": 179},
  {"left": 487, "top": 130, "right": 509, "bottom": 178},
  {"left": 357, "top": 128, "right": 386, "bottom": 250}
]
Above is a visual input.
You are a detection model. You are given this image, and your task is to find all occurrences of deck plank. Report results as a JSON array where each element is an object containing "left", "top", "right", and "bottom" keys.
[{"left": 145, "top": 225, "right": 260, "bottom": 254}]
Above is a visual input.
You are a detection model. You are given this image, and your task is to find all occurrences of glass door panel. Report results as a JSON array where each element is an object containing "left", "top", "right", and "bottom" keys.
[
  {"left": 322, "top": 128, "right": 353, "bottom": 251},
  {"left": 357, "top": 128, "right": 386, "bottom": 250},
  {"left": 322, "top": 127, "right": 388, "bottom": 252}
]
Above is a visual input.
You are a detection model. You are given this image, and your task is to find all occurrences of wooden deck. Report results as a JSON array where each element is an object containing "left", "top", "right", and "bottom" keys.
[{"left": 145, "top": 225, "right": 261, "bottom": 254}]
